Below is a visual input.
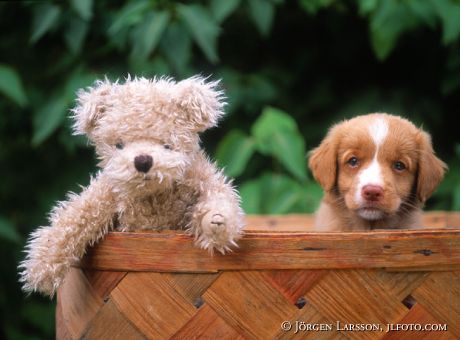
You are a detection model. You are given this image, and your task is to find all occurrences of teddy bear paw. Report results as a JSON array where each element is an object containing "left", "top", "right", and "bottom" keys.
[{"left": 199, "top": 211, "right": 240, "bottom": 254}]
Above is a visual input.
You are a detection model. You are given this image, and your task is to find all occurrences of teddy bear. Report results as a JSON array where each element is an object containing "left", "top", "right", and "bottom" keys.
[{"left": 19, "top": 76, "right": 245, "bottom": 297}]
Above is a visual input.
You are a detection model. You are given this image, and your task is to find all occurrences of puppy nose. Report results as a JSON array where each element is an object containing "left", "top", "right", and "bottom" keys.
[
  {"left": 362, "top": 185, "right": 383, "bottom": 202},
  {"left": 134, "top": 155, "right": 153, "bottom": 173}
]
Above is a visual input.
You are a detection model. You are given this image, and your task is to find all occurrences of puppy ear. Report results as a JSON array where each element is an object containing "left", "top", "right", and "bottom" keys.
[
  {"left": 72, "top": 80, "right": 113, "bottom": 137},
  {"left": 173, "top": 76, "right": 225, "bottom": 132},
  {"left": 416, "top": 131, "right": 447, "bottom": 203},
  {"left": 308, "top": 127, "right": 339, "bottom": 191}
]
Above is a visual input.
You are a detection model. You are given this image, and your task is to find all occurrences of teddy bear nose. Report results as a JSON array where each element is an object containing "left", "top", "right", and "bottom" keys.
[{"left": 134, "top": 155, "right": 153, "bottom": 173}]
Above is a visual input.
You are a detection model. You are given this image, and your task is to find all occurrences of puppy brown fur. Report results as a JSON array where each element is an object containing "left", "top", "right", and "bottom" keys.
[{"left": 309, "top": 113, "right": 447, "bottom": 231}]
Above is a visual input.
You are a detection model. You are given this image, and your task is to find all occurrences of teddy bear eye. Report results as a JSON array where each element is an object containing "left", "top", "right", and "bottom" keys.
[
  {"left": 115, "top": 142, "right": 124, "bottom": 150},
  {"left": 163, "top": 144, "right": 172, "bottom": 150}
]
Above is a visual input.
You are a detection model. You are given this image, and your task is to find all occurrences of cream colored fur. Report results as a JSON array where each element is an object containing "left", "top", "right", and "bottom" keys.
[{"left": 19, "top": 76, "right": 244, "bottom": 297}]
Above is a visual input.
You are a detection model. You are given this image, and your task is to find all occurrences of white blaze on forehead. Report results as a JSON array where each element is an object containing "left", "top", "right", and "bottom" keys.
[
  {"left": 369, "top": 117, "right": 388, "bottom": 147},
  {"left": 354, "top": 117, "right": 389, "bottom": 207}
]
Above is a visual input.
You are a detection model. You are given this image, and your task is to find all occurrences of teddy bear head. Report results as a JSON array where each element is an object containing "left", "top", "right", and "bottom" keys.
[{"left": 72, "top": 76, "right": 225, "bottom": 192}]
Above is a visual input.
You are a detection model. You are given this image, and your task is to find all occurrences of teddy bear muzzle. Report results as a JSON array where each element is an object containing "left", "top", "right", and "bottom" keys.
[{"left": 134, "top": 154, "right": 153, "bottom": 173}]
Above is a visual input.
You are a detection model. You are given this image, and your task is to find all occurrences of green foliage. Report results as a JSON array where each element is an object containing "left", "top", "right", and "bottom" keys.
[
  {"left": 216, "top": 130, "right": 255, "bottom": 177},
  {"left": 357, "top": 0, "right": 460, "bottom": 60},
  {"left": 177, "top": 4, "right": 221, "bottom": 63},
  {"left": 217, "top": 107, "right": 319, "bottom": 213},
  {"left": 1, "top": 1, "right": 460, "bottom": 338},
  {"left": 30, "top": 3, "right": 61, "bottom": 44},
  {"left": 69, "top": 0, "right": 93, "bottom": 21},
  {"left": 248, "top": 0, "right": 276, "bottom": 36},
  {"left": 0, "top": 65, "right": 28, "bottom": 107},
  {"left": 0, "top": 217, "right": 21, "bottom": 244},
  {"left": 210, "top": 0, "right": 241, "bottom": 23},
  {"left": 251, "top": 107, "right": 307, "bottom": 181}
]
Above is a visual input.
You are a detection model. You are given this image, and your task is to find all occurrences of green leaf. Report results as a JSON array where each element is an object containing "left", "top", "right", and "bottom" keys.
[
  {"left": 108, "top": 0, "right": 151, "bottom": 36},
  {"left": 369, "top": 0, "right": 418, "bottom": 60},
  {"left": 252, "top": 107, "right": 307, "bottom": 180},
  {"left": 0, "top": 64, "right": 28, "bottom": 107},
  {"left": 407, "top": 0, "right": 436, "bottom": 28},
  {"left": 70, "top": 0, "right": 93, "bottom": 21},
  {"left": 453, "top": 182, "right": 460, "bottom": 211},
  {"left": 215, "top": 130, "right": 256, "bottom": 177},
  {"left": 300, "top": 0, "right": 336, "bottom": 15},
  {"left": 298, "top": 182, "right": 323, "bottom": 213},
  {"left": 64, "top": 17, "right": 89, "bottom": 54},
  {"left": 160, "top": 21, "right": 192, "bottom": 74},
  {"left": 0, "top": 217, "right": 21, "bottom": 243},
  {"left": 210, "top": 0, "right": 241, "bottom": 23},
  {"left": 177, "top": 4, "right": 220, "bottom": 63},
  {"left": 455, "top": 143, "right": 460, "bottom": 157},
  {"left": 261, "top": 173, "right": 303, "bottom": 214},
  {"left": 240, "top": 179, "right": 262, "bottom": 214},
  {"left": 64, "top": 71, "right": 97, "bottom": 103},
  {"left": 270, "top": 129, "right": 307, "bottom": 181},
  {"left": 240, "top": 173, "right": 309, "bottom": 214},
  {"left": 32, "top": 96, "right": 68, "bottom": 146},
  {"left": 129, "top": 56, "right": 171, "bottom": 77},
  {"left": 30, "top": 3, "right": 61, "bottom": 44},
  {"left": 252, "top": 106, "right": 297, "bottom": 153},
  {"left": 430, "top": 0, "right": 460, "bottom": 44},
  {"left": 131, "top": 10, "right": 170, "bottom": 61},
  {"left": 248, "top": 0, "right": 275, "bottom": 36}
]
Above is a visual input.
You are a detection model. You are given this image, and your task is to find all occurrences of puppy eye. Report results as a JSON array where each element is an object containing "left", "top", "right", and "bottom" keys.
[
  {"left": 347, "top": 157, "right": 359, "bottom": 168},
  {"left": 115, "top": 141, "right": 124, "bottom": 150},
  {"left": 393, "top": 161, "right": 406, "bottom": 171},
  {"left": 163, "top": 144, "right": 172, "bottom": 150}
]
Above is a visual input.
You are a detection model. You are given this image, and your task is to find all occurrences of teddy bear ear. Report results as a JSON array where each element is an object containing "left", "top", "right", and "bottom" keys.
[
  {"left": 72, "top": 79, "right": 113, "bottom": 136},
  {"left": 173, "top": 76, "right": 226, "bottom": 132}
]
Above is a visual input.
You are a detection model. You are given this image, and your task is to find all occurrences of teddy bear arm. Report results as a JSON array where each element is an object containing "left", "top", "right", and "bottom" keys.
[
  {"left": 187, "top": 157, "right": 244, "bottom": 253},
  {"left": 19, "top": 176, "right": 116, "bottom": 297}
]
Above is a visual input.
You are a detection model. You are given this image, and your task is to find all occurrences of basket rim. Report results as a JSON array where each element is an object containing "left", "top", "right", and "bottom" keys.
[{"left": 79, "top": 225, "right": 460, "bottom": 273}]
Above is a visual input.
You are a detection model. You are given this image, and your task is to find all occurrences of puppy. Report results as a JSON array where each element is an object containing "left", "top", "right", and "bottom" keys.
[{"left": 308, "top": 113, "right": 447, "bottom": 231}]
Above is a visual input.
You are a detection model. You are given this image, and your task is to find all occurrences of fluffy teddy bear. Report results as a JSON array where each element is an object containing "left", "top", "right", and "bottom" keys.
[{"left": 19, "top": 76, "right": 245, "bottom": 297}]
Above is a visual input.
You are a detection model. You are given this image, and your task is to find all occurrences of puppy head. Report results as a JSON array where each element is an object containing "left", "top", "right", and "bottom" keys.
[{"left": 309, "top": 113, "right": 447, "bottom": 221}]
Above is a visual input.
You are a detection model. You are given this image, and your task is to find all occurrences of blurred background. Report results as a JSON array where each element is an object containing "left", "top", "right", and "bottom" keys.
[{"left": 1, "top": 0, "right": 460, "bottom": 338}]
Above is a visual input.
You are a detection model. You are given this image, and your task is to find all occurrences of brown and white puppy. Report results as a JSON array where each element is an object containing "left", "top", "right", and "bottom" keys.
[{"left": 308, "top": 113, "right": 447, "bottom": 231}]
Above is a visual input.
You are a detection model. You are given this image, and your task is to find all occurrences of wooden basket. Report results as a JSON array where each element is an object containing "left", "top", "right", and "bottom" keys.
[{"left": 57, "top": 212, "right": 460, "bottom": 339}]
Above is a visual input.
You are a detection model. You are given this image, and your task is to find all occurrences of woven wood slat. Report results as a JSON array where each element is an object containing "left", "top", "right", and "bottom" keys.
[
  {"left": 161, "top": 272, "right": 220, "bottom": 307},
  {"left": 412, "top": 271, "right": 460, "bottom": 337},
  {"left": 83, "top": 269, "right": 127, "bottom": 301},
  {"left": 56, "top": 269, "right": 460, "bottom": 339},
  {"left": 171, "top": 304, "right": 243, "bottom": 340},
  {"left": 57, "top": 268, "right": 103, "bottom": 338},
  {"left": 305, "top": 270, "right": 408, "bottom": 340},
  {"left": 263, "top": 269, "right": 328, "bottom": 304},
  {"left": 56, "top": 213, "right": 460, "bottom": 339},
  {"left": 110, "top": 272, "right": 195, "bottom": 339},
  {"left": 55, "top": 295, "right": 72, "bottom": 340},
  {"left": 373, "top": 270, "right": 429, "bottom": 300},
  {"left": 82, "top": 300, "right": 145, "bottom": 340},
  {"left": 203, "top": 271, "right": 298, "bottom": 339}
]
